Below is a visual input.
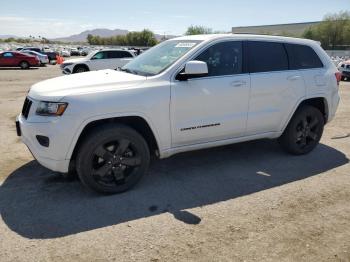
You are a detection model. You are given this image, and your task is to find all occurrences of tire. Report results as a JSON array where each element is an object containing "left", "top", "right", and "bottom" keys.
[
  {"left": 76, "top": 124, "right": 150, "bottom": 194},
  {"left": 279, "top": 105, "right": 324, "bottom": 155},
  {"left": 62, "top": 160, "right": 78, "bottom": 181},
  {"left": 74, "top": 66, "right": 88, "bottom": 73},
  {"left": 19, "top": 61, "right": 29, "bottom": 69}
]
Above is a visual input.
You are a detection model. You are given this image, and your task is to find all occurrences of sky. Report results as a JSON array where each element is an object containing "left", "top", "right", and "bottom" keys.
[{"left": 0, "top": 0, "right": 349, "bottom": 38}]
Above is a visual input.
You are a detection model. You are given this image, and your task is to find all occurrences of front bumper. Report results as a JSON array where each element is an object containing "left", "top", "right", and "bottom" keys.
[
  {"left": 16, "top": 114, "right": 71, "bottom": 173},
  {"left": 60, "top": 64, "right": 72, "bottom": 74}
]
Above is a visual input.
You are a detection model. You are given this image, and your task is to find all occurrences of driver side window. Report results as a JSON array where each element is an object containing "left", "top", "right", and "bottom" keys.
[
  {"left": 92, "top": 51, "right": 107, "bottom": 60},
  {"left": 194, "top": 41, "right": 242, "bottom": 77}
]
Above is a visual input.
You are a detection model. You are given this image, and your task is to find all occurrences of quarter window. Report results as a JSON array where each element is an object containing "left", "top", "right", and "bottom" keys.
[
  {"left": 194, "top": 41, "right": 242, "bottom": 77},
  {"left": 247, "top": 41, "right": 288, "bottom": 73},
  {"left": 285, "top": 44, "right": 323, "bottom": 69}
]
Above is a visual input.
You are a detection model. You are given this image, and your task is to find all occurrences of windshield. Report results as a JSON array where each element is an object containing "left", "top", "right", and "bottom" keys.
[
  {"left": 121, "top": 40, "right": 202, "bottom": 76},
  {"left": 86, "top": 50, "right": 99, "bottom": 59}
]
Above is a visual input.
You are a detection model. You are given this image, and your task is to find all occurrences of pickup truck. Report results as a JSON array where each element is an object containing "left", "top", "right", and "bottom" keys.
[{"left": 16, "top": 34, "right": 340, "bottom": 194}]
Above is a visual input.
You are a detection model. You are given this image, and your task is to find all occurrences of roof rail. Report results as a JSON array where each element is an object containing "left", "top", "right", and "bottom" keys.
[{"left": 232, "top": 32, "right": 297, "bottom": 38}]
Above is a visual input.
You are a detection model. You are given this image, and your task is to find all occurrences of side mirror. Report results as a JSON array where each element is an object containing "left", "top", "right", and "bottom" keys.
[{"left": 176, "top": 60, "right": 208, "bottom": 81}]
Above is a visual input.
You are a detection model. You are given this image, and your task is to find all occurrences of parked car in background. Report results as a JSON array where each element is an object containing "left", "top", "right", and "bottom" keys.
[
  {"left": 21, "top": 47, "right": 58, "bottom": 64},
  {"left": 80, "top": 48, "right": 90, "bottom": 56},
  {"left": 20, "top": 50, "right": 49, "bottom": 66},
  {"left": 0, "top": 51, "right": 40, "bottom": 69},
  {"left": 60, "top": 49, "right": 71, "bottom": 57},
  {"left": 17, "top": 34, "right": 340, "bottom": 194},
  {"left": 337, "top": 60, "right": 350, "bottom": 80},
  {"left": 70, "top": 48, "right": 80, "bottom": 56},
  {"left": 60, "top": 49, "right": 135, "bottom": 74}
]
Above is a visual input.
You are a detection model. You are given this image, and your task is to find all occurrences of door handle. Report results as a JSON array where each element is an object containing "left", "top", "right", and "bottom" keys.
[
  {"left": 287, "top": 75, "right": 301, "bottom": 81},
  {"left": 231, "top": 80, "right": 246, "bottom": 87}
]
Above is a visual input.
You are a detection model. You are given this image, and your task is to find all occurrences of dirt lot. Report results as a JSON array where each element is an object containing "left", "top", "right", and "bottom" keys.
[{"left": 0, "top": 65, "right": 349, "bottom": 262}]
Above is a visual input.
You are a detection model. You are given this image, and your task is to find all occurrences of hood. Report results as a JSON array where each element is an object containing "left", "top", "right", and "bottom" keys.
[{"left": 28, "top": 69, "right": 146, "bottom": 101}]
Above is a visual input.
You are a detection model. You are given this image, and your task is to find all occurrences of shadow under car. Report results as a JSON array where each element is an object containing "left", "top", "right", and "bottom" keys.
[{"left": 0, "top": 139, "right": 348, "bottom": 239}]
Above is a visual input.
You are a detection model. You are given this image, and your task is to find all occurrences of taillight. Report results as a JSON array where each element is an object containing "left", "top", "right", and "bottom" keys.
[{"left": 335, "top": 72, "right": 341, "bottom": 86}]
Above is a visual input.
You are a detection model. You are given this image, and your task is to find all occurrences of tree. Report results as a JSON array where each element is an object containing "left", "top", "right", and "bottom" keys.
[
  {"left": 86, "top": 29, "right": 158, "bottom": 46},
  {"left": 302, "top": 11, "right": 350, "bottom": 50},
  {"left": 185, "top": 25, "right": 213, "bottom": 35},
  {"left": 87, "top": 34, "right": 94, "bottom": 44}
]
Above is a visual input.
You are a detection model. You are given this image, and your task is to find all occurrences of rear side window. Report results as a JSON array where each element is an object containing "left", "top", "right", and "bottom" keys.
[
  {"left": 285, "top": 44, "right": 323, "bottom": 69},
  {"left": 247, "top": 41, "right": 288, "bottom": 73},
  {"left": 107, "top": 51, "right": 133, "bottom": 59},
  {"left": 120, "top": 51, "right": 133, "bottom": 58},
  {"left": 27, "top": 48, "right": 41, "bottom": 53},
  {"left": 3, "top": 52, "right": 14, "bottom": 58}
]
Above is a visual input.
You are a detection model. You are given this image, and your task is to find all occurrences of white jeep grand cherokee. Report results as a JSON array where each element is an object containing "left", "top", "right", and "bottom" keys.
[{"left": 16, "top": 34, "right": 341, "bottom": 194}]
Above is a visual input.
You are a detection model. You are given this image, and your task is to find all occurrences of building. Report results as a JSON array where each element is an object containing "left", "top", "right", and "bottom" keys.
[{"left": 232, "top": 21, "right": 321, "bottom": 37}]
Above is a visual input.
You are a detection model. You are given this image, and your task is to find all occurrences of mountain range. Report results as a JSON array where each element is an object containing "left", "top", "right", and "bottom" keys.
[
  {"left": 0, "top": 28, "right": 177, "bottom": 43},
  {"left": 51, "top": 28, "right": 177, "bottom": 42}
]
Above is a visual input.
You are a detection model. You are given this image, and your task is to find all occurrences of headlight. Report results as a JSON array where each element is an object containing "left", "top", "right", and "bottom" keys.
[
  {"left": 36, "top": 102, "right": 68, "bottom": 116},
  {"left": 62, "top": 63, "right": 73, "bottom": 67}
]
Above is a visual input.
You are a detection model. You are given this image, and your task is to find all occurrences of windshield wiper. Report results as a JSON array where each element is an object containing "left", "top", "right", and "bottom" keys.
[{"left": 119, "top": 68, "right": 138, "bottom": 75}]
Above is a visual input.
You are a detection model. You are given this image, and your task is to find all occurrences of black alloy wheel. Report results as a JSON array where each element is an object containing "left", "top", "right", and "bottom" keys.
[
  {"left": 91, "top": 139, "right": 142, "bottom": 187},
  {"left": 280, "top": 105, "right": 324, "bottom": 155},
  {"left": 76, "top": 124, "right": 150, "bottom": 194}
]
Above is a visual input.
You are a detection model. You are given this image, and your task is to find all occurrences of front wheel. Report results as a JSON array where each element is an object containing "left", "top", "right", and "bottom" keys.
[
  {"left": 76, "top": 124, "right": 150, "bottom": 194},
  {"left": 74, "top": 66, "right": 88, "bottom": 73},
  {"left": 279, "top": 105, "right": 324, "bottom": 155}
]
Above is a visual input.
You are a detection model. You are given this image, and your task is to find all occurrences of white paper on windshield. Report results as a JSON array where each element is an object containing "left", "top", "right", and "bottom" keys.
[{"left": 175, "top": 43, "right": 197, "bottom": 48}]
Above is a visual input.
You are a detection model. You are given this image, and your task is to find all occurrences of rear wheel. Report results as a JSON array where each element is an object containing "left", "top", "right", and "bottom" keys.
[
  {"left": 19, "top": 61, "right": 29, "bottom": 69},
  {"left": 279, "top": 105, "right": 324, "bottom": 155},
  {"left": 76, "top": 124, "right": 150, "bottom": 194}
]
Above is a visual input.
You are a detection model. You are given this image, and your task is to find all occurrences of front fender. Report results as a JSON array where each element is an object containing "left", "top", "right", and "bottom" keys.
[{"left": 64, "top": 111, "right": 163, "bottom": 160}]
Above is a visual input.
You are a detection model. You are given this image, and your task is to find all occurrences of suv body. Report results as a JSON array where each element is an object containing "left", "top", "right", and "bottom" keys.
[
  {"left": 60, "top": 49, "right": 135, "bottom": 74},
  {"left": 16, "top": 34, "right": 340, "bottom": 193}
]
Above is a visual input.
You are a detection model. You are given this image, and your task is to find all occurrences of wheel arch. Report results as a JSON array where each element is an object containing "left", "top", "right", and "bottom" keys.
[
  {"left": 282, "top": 96, "right": 329, "bottom": 133},
  {"left": 298, "top": 97, "right": 329, "bottom": 122},
  {"left": 73, "top": 63, "right": 89, "bottom": 73},
  {"left": 68, "top": 115, "right": 160, "bottom": 165}
]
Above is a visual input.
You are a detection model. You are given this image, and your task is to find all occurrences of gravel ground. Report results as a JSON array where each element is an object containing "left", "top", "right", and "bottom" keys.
[{"left": 0, "top": 65, "right": 349, "bottom": 262}]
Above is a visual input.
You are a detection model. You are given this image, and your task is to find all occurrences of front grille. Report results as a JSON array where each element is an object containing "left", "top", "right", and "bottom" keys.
[
  {"left": 22, "top": 97, "right": 32, "bottom": 119},
  {"left": 342, "top": 71, "right": 350, "bottom": 77}
]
